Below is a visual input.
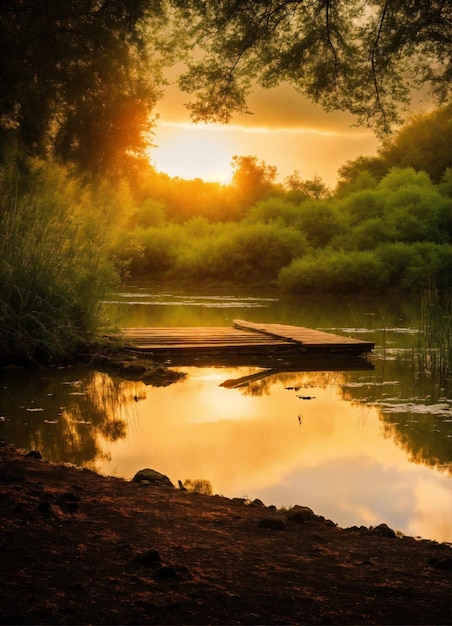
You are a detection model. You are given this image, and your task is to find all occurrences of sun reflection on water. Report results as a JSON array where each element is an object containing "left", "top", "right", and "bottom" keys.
[{"left": 85, "top": 367, "right": 452, "bottom": 543}]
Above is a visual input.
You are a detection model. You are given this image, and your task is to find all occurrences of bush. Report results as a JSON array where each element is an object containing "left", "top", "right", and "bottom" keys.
[
  {"left": 278, "top": 250, "right": 388, "bottom": 294},
  {"left": 376, "top": 242, "right": 452, "bottom": 290},
  {"left": 175, "top": 222, "right": 308, "bottom": 282},
  {"left": 0, "top": 166, "right": 117, "bottom": 364},
  {"left": 296, "top": 200, "right": 344, "bottom": 247},
  {"left": 245, "top": 198, "right": 301, "bottom": 226}
]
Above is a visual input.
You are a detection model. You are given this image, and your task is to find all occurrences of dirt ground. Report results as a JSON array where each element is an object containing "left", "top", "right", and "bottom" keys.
[{"left": 0, "top": 443, "right": 450, "bottom": 625}]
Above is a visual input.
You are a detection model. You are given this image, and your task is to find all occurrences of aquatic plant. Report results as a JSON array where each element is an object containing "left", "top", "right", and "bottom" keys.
[{"left": 412, "top": 283, "right": 452, "bottom": 396}]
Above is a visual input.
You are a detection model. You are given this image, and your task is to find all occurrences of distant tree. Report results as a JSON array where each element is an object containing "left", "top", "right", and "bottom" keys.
[
  {"left": 285, "top": 171, "right": 330, "bottom": 199},
  {"left": 379, "top": 105, "right": 452, "bottom": 183},
  {"left": 231, "top": 155, "right": 279, "bottom": 206},
  {"left": 177, "top": 0, "right": 451, "bottom": 133},
  {"left": 336, "top": 156, "right": 388, "bottom": 195},
  {"left": 0, "top": 1, "right": 176, "bottom": 173}
]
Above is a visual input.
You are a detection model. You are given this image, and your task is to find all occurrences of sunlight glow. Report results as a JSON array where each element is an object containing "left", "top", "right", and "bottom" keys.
[
  {"left": 150, "top": 119, "right": 378, "bottom": 186},
  {"left": 150, "top": 122, "right": 235, "bottom": 183}
]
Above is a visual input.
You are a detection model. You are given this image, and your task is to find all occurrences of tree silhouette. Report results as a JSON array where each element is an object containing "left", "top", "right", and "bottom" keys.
[
  {"left": 0, "top": 0, "right": 169, "bottom": 173},
  {"left": 177, "top": 0, "right": 451, "bottom": 134}
]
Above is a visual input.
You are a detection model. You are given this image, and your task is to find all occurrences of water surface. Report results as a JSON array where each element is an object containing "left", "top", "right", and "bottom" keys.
[{"left": 1, "top": 283, "right": 450, "bottom": 542}]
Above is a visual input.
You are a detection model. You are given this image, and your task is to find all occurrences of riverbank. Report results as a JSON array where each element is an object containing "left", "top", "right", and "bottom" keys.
[{"left": 0, "top": 443, "right": 450, "bottom": 625}]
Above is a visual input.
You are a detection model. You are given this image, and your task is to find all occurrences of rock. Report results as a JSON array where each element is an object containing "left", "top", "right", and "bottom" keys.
[
  {"left": 132, "top": 468, "right": 174, "bottom": 488},
  {"left": 249, "top": 498, "right": 265, "bottom": 507},
  {"left": 25, "top": 450, "right": 42, "bottom": 459},
  {"left": 429, "top": 556, "right": 452, "bottom": 571},
  {"left": 133, "top": 549, "right": 162, "bottom": 565},
  {"left": 156, "top": 565, "right": 177, "bottom": 580},
  {"left": 370, "top": 523, "right": 396, "bottom": 538},
  {"left": 258, "top": 517, "right": 286, "bottom": 530},
  {"left": 286, "top": 505, "right": 317, "bottom": 524},
  {"left": 56, "top": 492, "right": 80, "bottom": 512}
]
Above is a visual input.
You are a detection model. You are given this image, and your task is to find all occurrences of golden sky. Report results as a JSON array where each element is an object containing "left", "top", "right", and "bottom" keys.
[{"left": 151, "top": 81, "right": 380, "bottom": 187}]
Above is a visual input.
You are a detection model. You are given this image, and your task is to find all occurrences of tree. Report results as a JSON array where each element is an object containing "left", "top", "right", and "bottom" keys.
[
  {"left": 0, "top": 0, "right": 174, "bottom": 173},
  {"left": 379, "top": 105, "right": 452, "bottom": 183},
  {"left": 336, "top": 156, "right": 388, "bottom": 195},
  {"left": 231, "top": 155, "right": 279, "bottom": 206},
  {"left": 285, "top": 171, "right": 330, "bottom": 199},
  {"left": 177, "top": 0, "right": 451, "bottom": 134}
]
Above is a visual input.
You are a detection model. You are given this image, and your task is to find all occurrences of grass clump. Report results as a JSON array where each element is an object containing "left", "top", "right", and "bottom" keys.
[
  {"left": 412, "top": 283, "right": 452, "bottom": 396},
  {"left": 183, "top": 479, "right": 213, "bottom": 496},
  {"left": 0, "top": 165, "right": 117, "bottom": 365}
]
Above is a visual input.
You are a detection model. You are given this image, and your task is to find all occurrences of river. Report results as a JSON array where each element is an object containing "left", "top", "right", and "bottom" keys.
[{"left": 1, "top": 282, "right": 450, "bottom": 542}]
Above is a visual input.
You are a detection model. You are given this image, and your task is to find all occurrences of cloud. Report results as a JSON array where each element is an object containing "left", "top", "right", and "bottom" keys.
[
  {"left": 152, "top": 79, "right": 379, "bottom": 185},
  {"left": 157, "top": 78, "right": 372, "bottom": 135}
]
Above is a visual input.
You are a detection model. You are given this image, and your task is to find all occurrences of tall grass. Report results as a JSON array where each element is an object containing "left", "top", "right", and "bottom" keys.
[
  {"left": 412, "top": 283, "right": 452, "bottom": 396},
  {"left": 0, "top": 168, "right": 117, "bottom": 365}
]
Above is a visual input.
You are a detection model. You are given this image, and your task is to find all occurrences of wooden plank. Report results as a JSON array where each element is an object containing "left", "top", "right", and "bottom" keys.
[
  {"left": 233, "top": 319, "right": 374, "bottom": 351},
  {"left": 108, "top": 319, "right": 374, "bottom": 357}
]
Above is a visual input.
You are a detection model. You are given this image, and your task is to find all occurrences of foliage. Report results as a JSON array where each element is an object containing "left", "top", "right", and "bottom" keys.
[
  {"left": 379, "top": 105, "right": 452, "bottom": 183},
  {"left": 336, "top": 105, "right": 452, "bottom": 192},
  {"left": 337, "top": 168, "right": 452, "bottom": 249},
  {"left": 230, "top": 155, "right": 280, "bottom": 207},
  {"left": 285, "top": 172, "right": 331, "bottom": 200},
  {"left": 108, "top": 141, "right": 451, "bottom": 295},
  {"left": 0, "top": 0, "right": 179, "bottom": 173},
  {"left": 277, "top": 250, "right": 388, "bottom": 294},
  {"left": 183, "top": 479, "right": 213, "bottom": 495},
  {"left": 177, "top": 1, "right": 451, "bottom": 133},
  {"left": 0, "top": 164, "right": 118, "bottom": 364},
  {"left": 173, "top": 222, "right": 308, "bottom": 282}
]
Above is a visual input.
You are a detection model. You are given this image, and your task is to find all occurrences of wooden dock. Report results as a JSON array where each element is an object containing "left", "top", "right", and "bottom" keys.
[{"left": 113, "top": 319, "right": 374, "bottom": 366}]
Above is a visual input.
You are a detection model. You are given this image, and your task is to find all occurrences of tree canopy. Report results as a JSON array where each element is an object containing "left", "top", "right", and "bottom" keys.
[
  {"left": 0, "top": 0, "right": 175, "bottom": 173},
  {"left": 177, "top": 0, "right": 451, "bottom": 134},
  {"left": 1, "top": 1, "right": 450, "bottom": 173}
]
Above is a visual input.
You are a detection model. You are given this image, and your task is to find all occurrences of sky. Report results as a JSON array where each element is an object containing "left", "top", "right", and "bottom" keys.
[{"left": 150, "top": 80, "right": 380, "bottom": 188}]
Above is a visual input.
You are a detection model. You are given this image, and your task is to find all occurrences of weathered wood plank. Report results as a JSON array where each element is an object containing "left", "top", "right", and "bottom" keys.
[
  {"left": 109, "top": 319, "right": 375, "bottom": 357},
  {"left": 233, "top": 319, "right": 375, "bottom": 350}
]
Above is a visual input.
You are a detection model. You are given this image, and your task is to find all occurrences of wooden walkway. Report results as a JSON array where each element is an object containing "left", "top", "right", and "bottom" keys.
[{"left": 114, "top": 319, "right": 374, "bottom": 362}]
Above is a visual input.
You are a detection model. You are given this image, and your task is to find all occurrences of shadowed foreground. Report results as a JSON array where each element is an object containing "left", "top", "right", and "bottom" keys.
[{"left": 0, "top": 444, "right": 450, "bottom": 625}]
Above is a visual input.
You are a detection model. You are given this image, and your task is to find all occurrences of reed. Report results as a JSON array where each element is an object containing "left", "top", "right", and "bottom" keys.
[
  {"left": 412, "top": 282, "right": 452, "bottom": 395},
  {"left": 0, "top": 170, "right": 117, "bottom": 365}
]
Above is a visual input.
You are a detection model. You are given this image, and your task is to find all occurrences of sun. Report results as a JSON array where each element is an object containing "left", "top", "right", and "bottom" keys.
[{"left": 150, "top": 122, "right": 235, "bottom": 183}]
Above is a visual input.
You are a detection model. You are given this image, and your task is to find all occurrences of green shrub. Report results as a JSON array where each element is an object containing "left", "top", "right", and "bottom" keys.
[
  {"left": 245, "top": 198, "right": 301, "bottom": 225},
  {"left": 376, "top": 242, "right": 452, "bottom": 291},
  {"left": 175, "top": 222, "right": 308, "bottom": 282},
  {"left": 296, "top": 200, "right": 344, "bottom": 247},
  {"left": 278, "top": 250, "right": 388, "bottom": 294}
]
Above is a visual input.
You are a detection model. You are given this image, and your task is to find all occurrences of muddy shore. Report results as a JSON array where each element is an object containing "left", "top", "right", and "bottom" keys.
[{"left": 0, "top": 443, "right": 450, "bottom": 625}]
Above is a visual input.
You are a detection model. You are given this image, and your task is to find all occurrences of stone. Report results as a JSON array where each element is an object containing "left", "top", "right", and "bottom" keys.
[
  {"left": 258, "top": 517, "right": 286, "bottom": 530},
  {"left": 286, "top": 505, "right": 317, "bottom": 524},
  {"left": 429, "top": 556, "right": 452, "bottom": 571},
  {"left": 132, "top": 468, "right": 174, "bottom": 488},
  {"left": 25, "top": 450, "right": 42, "bottom": 459},
  {"left": 249, "top": 498, "right": 265, "bottom": 507},
  {"left": 370, "top": 523, "right": 396, "bottom": 538},
  {"left": 133, "top": 549, "right": 161, "bottom": 565},
  {"left": 156, "top": 566, "right": 177, "bottom": 580}
]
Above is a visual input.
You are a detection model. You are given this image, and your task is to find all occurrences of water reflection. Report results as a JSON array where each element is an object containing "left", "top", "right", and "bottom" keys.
[
  {"left": 0, "top": 368, "right": 136, "bottom": 468},
  {"left": 1, "top": 286, "right": 451, "bottom": 542},
  {"left": 1, "top": 362, "right": 450, "bottom": 542}
]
